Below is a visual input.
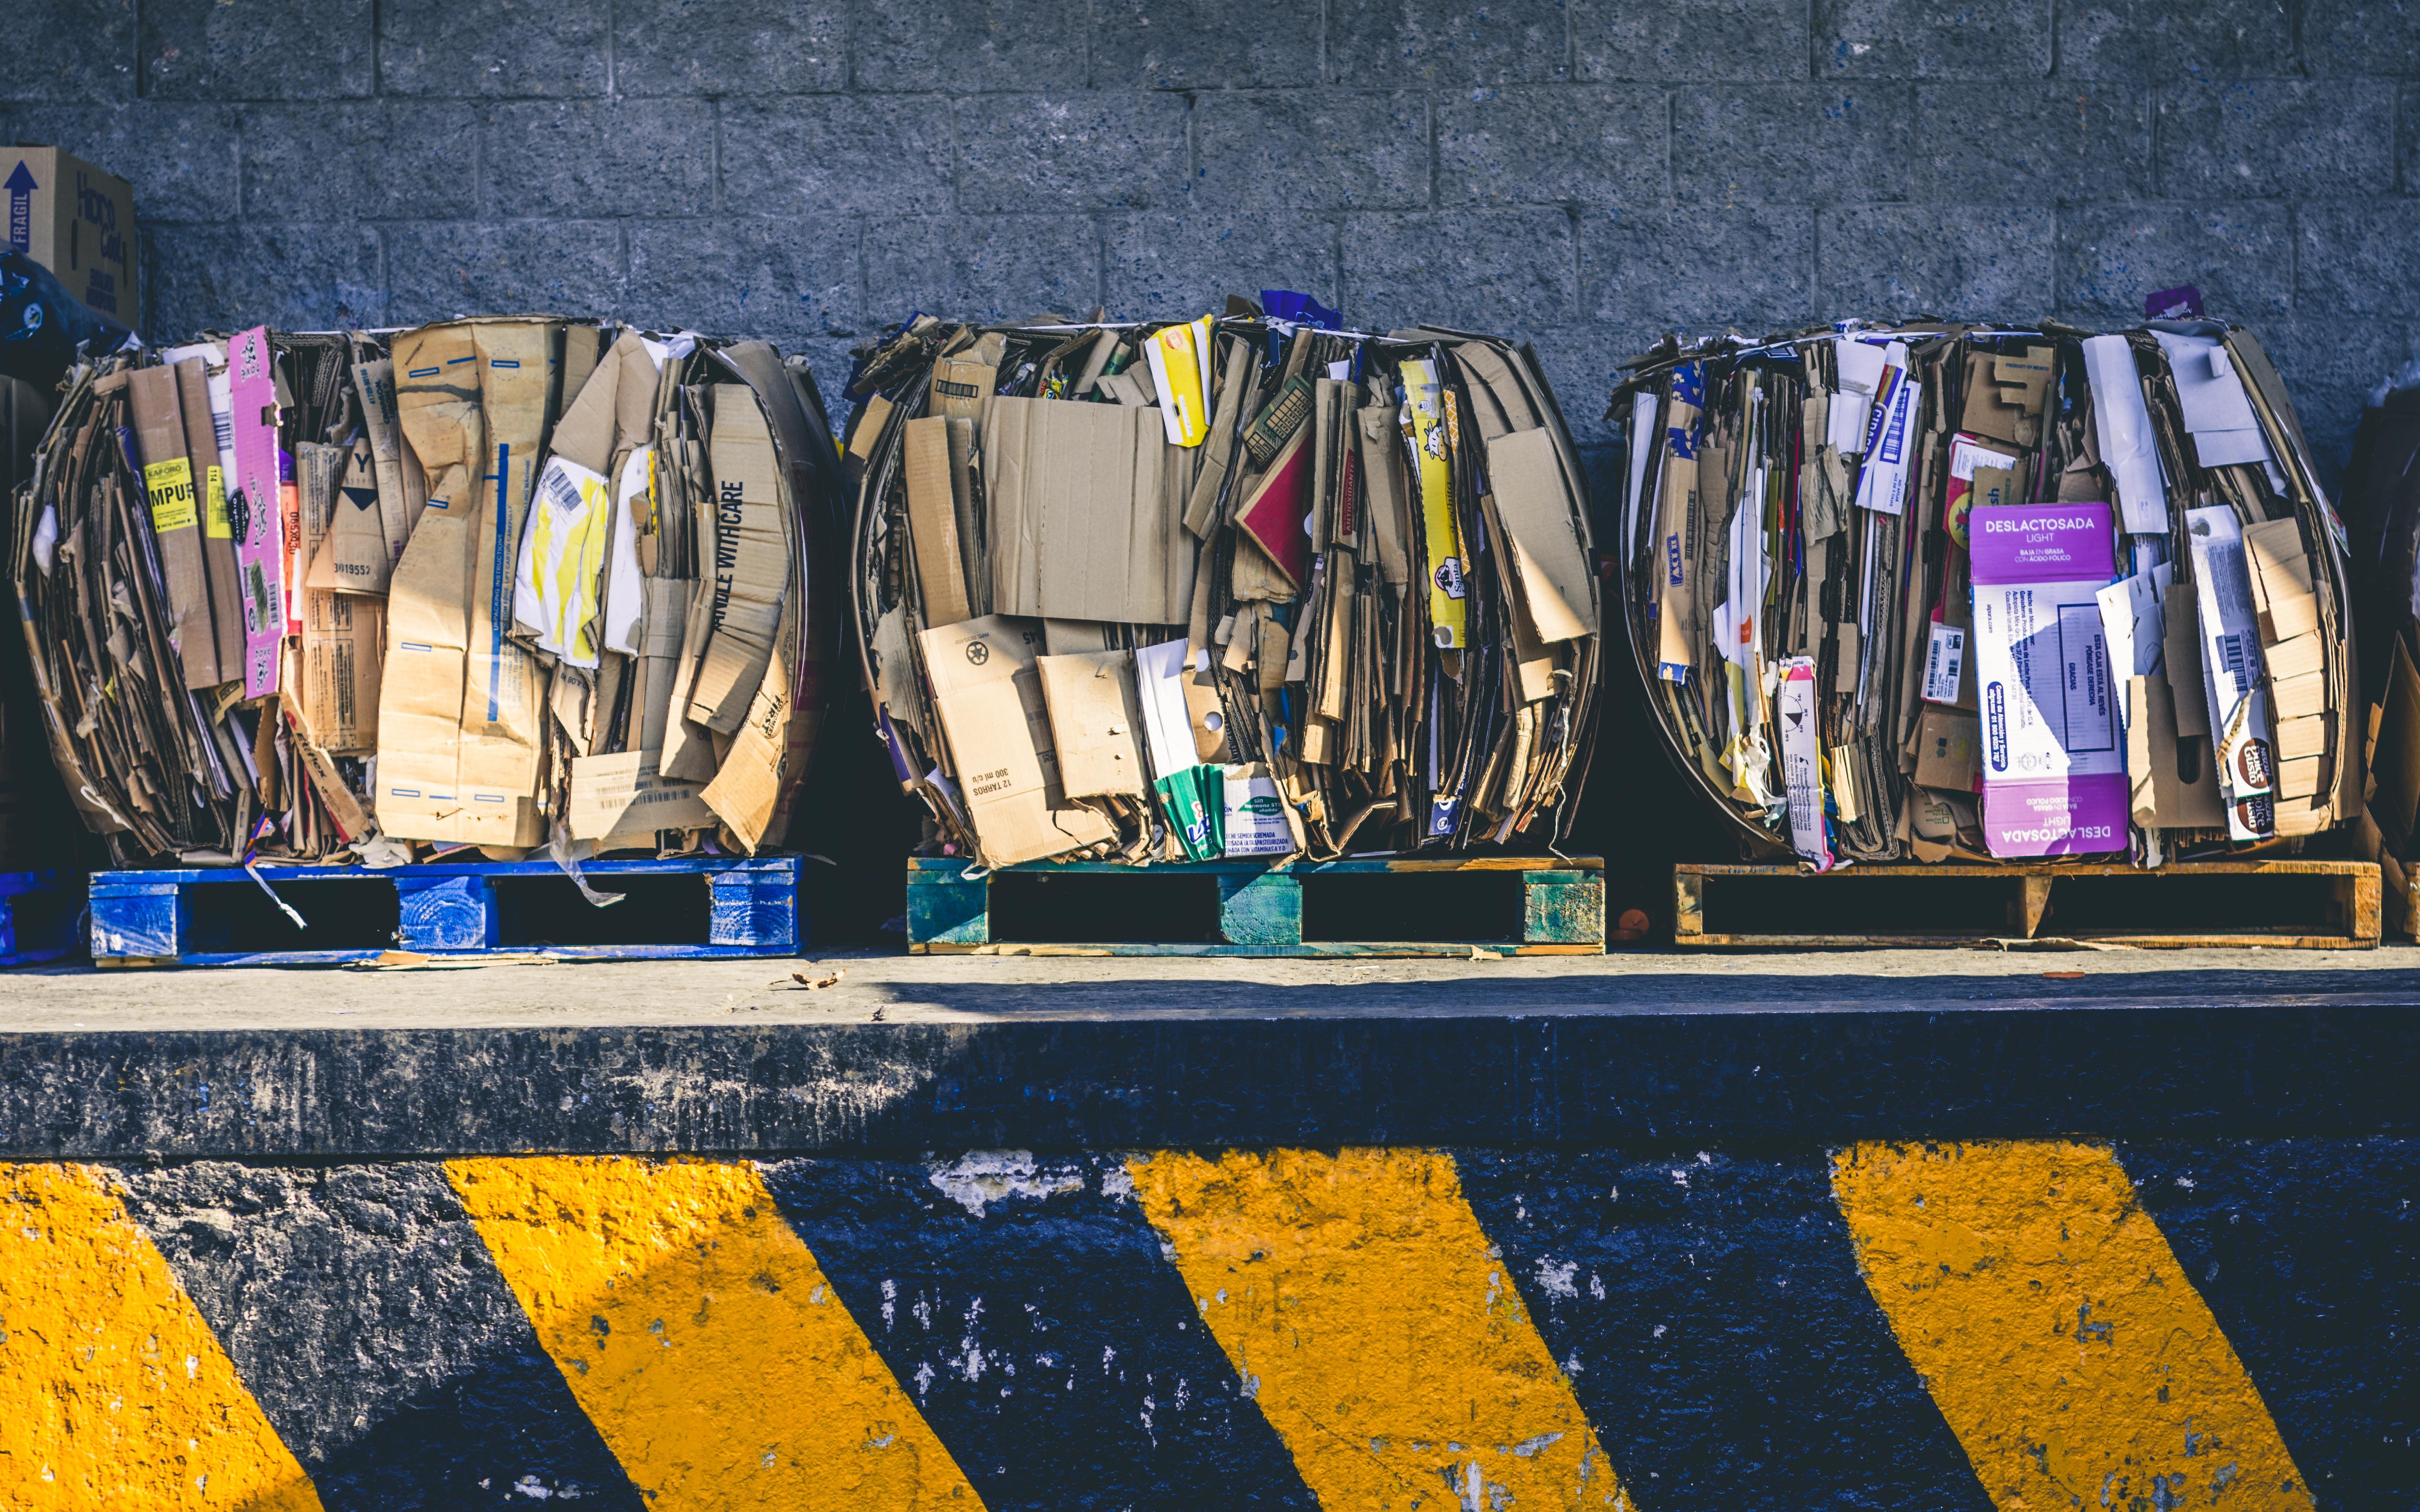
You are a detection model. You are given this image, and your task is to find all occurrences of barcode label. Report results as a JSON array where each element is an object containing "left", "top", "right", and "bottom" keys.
[
  {"left": 1922, "top": 623, "right": 1966, "bottom": 704},
  {"left": 2218, "top": 632, "right": 2249, "bottom": 685}
]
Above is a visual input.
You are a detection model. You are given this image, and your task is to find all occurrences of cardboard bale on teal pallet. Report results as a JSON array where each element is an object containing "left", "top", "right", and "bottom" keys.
[{"left": 843, "top": 298, "right": 1607, "bottom": 952}]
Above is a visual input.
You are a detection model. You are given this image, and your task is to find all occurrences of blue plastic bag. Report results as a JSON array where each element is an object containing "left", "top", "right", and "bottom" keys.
[{"left": 0, "top": 248, "right": 131, "bottom": 388}]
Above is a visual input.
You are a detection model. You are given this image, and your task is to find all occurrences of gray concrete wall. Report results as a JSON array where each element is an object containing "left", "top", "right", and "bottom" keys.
[{"left": 6, "top": 0, "right": 2417, "bottom": 481}]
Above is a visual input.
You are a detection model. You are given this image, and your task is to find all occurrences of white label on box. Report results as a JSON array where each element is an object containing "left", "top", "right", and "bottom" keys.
[{"left": 1922, "top": 622, "right": 1966, "bottom": 705}]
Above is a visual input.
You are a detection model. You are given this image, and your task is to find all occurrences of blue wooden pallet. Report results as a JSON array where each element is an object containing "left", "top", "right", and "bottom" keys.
[
  {"left": 89, "top": 855, "right": 803, "bottom": 967},
  {"left": 0, "top": 869, "right": 86, "bottom": 967},
  {"left": 907, "top": 854, "right": 1604, "bottom": 956}
]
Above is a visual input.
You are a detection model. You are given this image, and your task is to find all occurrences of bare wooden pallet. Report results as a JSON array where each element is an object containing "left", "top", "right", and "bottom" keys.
[
  {"left": 1674, "top": 859, "right": 2381, "bottom": 949},
  {"left": 908, "top": 854, "right": 1604, "bottom": 956}
]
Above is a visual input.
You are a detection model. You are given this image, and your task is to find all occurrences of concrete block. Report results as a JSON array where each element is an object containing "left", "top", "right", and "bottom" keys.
[
  {"left": 1674, "top": 86, "right": 1919, "bottom": 205},
  {"left": 721, "top": 98, "right": 956, "bottom": 217},
  {"left": 1436, "top": 87, "right": 1666, "bottom": 208},
  {"left": 2156, "top": 81, "right": 2396, "bottom": 200},
  {"left": 1817, "top": 204, "right": 2055, "bottom": 320},
  {"left": 0, "top": 102, "right": 237, "bottom": 223},
  {"left": 1913, "top": 84, "right": 2151, "bottom": 203},
  {"left": 2056, "top": 202, "right": 2292, "bottom": 325},
  {"left": 954, "top": 93, "right": 1188, "bottom": 213},
  {"left": 1103, "top": 212, "right": 1340, "bottom": 317},
  {"left": 1340, "top": 208, "right": 1575, "bottom": 334},
  {"left": 380, "top": 0, "right": 609, "bottom": 97},
  {"left": 482, "top": 101, "right": 713, "bottom": 219},
  {"left": 856, "top": 0, "right": 1085, "bottom": 92},
  {"left": 1194, "top": 92, "right": 1429, "bottom": 213},
  {"left": 3, "top": 0, "right": 137, "bottom": 102},
  {"left": 1576, "top": 0, "right": 1810, "bottom": 82},
  {"left": 148, "top": 223, "right": 382, "bottom": 341},
  {"left": 1579, "top": 206, "right": 1815, "bottom": 333},
  {"left": 2297, "top": 201, "right": 2420, "bottom": 321},
  {"left": 2305, "top": 0, "right": 2420, "bottom": 75},
  {"left": 142, "top": 0, "right": 373, "bottom": 99},
  {"left": 628, "top": 218, "right": 858, "bottom": 341},
  {"left": 865, "top": 214, "right": 1102, "bottom": 326},
  {"left": 241, "top": 102, "right": 473, "bottom": 221},
  {"left": 614, "top": 0, "right": 846, "bottom": 96},
  {"left": 1816, "top": 0, "right": 2050, "bottom": 77},
  {"left": 385, "top": 220, "right": 625, "bottom": 326},
  {"left": 1327, "top": 0, "right": 1573, "bottom": 86},
  {"left": 1093, "top": 0, "right": 1321, "bottom": 89},
  {"left": 2058, "top": 0, "right": 2290, "bottom": 80}
]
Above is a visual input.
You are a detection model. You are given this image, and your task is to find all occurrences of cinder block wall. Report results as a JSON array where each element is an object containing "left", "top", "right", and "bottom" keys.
[{"left": 6, "top": 0, "right": 2415, "bottom": 485}]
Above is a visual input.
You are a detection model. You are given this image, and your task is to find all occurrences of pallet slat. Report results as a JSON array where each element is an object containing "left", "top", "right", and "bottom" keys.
[
  {"left": 1673, "top": 860, "right": 2381, "bottom": 950},
  {"left": 0, "top": 870, "right": 85, "bottom": 967},
  {"left": 907, "top": 856, "right": 1605, "bottom": 956},
  {"left": 89, "top": 857, "right": 803, "bottom": 967}
]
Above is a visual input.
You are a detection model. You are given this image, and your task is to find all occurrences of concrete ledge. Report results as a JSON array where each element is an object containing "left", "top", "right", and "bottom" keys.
[{"left": 4, "top": 995, "right": 2416, "bottom": 1158}]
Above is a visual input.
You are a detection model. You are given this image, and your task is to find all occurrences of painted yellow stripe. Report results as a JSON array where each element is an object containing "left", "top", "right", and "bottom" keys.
[
  {"left": 447, "top": 1155, "right": 982, "bottom": 1510},
  {"left": 1129, "top": 1148, "right": 1629, "bottom": 1510},
  {"left": 0, "top": 1162, "right": 320, "bottom": 1510},
  {"left": 1833, "top": 1141, "right": 2309, "bottom": 1512}
]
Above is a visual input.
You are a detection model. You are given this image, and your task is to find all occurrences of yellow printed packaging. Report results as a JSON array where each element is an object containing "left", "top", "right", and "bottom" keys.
[
  {"left": 1144, "top": 316, "right": 1213, "bottom": 447},
  {"left": 1399, "top": 357, "right": 1467, "bottom": 648},
  {"left": 203, "top": 463, "right": 234, "bottom": 537},
  {"left": 512, "top": 455, "right": 615, "bottom": 668},
  {"left": 144, "top": 456, "right": 197, "bottom": 532}
]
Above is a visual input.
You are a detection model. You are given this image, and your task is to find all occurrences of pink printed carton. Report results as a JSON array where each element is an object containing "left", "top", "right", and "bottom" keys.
[{"left": 1969, "top": 500, "right": 2126, "bottom": 857}]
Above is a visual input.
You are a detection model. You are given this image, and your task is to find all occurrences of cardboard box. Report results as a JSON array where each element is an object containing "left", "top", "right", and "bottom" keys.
[
  {"left": 567, "top": 750, "right": 715, "bottom": 846},
  {"left": 1220, "top": 763, "right": 1292, "bottom": 855},
  {"left": 129, "top": 363, "right": 221, "bottom": 688},
  {"left": 1915, "top": 706, "right": 1981, "bottom": 792},
  {"left": 686, "top": 385, "right": 790, "bottom": 733},
  {"left": 1036, "top": 648, "right": 1147, "bottom": 798},
  {"left": 301, "top": 589, "right": 383, "bottom": 756},
  {"left": 226, "top": 328, "right": 288, "bottom": 699},
  {"left": 2185, "top": 504, "right": 2276, "bottom": 840},
  {"left": 1485, "top": 426, "right": 1595, "bottom": 643},
  {"left": 919, "top": 615, "right": 1114, "bottom": 866},
  {"left": 984, "top": 396, "right": 1191, "bottom": 625},
  {"left": 376, "top": 319, "right": 553, "bottom": 848},
  {"left": 2, "top": 146, "right": 137, "bottom": 324},
  {"left": 903, "top": 416, "right": 971, "bottom": 625},
  {"left": 1970, "top": 501, "right": 2125, "bottom": 856}
]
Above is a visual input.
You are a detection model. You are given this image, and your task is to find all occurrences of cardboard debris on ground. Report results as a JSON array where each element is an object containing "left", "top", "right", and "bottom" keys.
[
  {"left": 846, "top": 303, "right": 1602, "bottom": 868},
  {"left": 1611, "top": 317, "right": 2353, "bottom": 870}
]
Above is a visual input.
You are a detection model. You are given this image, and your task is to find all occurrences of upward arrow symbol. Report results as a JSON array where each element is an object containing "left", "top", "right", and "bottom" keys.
[{"left": 5, "top": 160, "right": 36, "bottom": 254}]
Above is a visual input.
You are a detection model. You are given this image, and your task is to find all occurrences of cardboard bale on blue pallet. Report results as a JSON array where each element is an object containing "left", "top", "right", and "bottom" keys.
[
  {"left": 843, "top": 300, "right": 1603, "bottom": 870},
  {"left": 1612, "top": 317, "right": 2356, "bottom": 871},
  {"left": 10, "top": 319, "right": 846, "bottom": 874}
]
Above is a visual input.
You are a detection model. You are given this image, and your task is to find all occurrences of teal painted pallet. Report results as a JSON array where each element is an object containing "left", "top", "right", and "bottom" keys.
[{"left": 907, "top": 855, "right": 1604, "bottom": 956}]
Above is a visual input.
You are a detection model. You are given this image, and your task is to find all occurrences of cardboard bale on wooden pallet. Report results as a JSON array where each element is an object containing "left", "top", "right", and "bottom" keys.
[
  {"left": 844, "top": 301, "right": 1603, "bottom": 871},
  {"left": 1612, "top": 313, "right": 2357, "bottom": 874}
]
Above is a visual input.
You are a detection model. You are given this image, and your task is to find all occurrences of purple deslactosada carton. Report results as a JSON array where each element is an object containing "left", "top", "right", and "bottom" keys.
[{"left": 1968, "top": 501, "right": 2126, "bottom": 857}]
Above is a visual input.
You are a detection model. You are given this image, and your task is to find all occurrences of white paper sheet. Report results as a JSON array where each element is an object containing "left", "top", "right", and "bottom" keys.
[
  {"left": 1830, "top": 339, "right": 1889, "bottom": 455},
  {"left": 2084, "top": 334, "right": 2171, "bottom": 536}
]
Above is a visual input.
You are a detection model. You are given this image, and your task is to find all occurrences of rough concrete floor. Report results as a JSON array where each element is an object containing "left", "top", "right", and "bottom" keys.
[{"left": 2, "top": 945, "right": 2417, "bottom": 1031}]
